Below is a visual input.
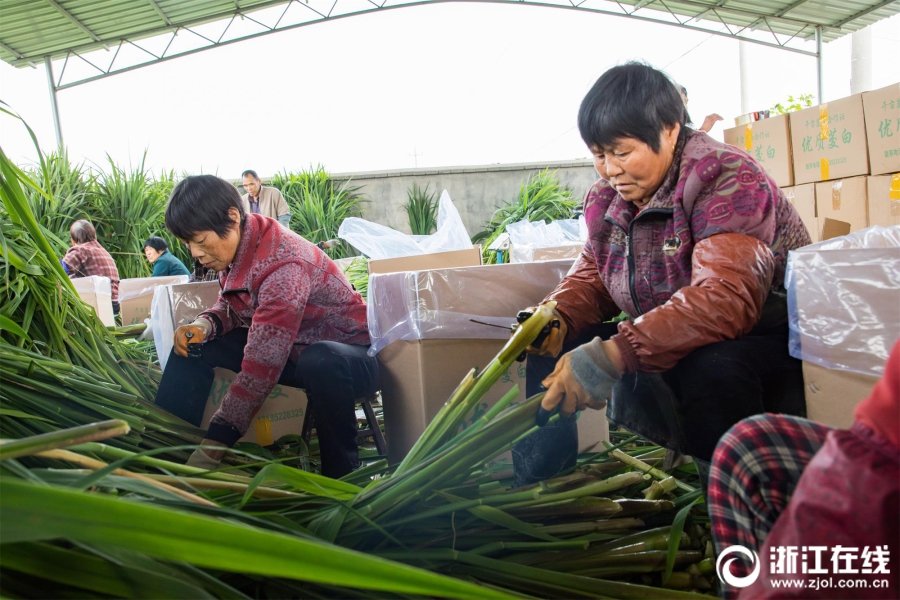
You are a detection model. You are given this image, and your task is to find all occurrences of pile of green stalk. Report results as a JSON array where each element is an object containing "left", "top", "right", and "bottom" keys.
[
  {"left": 1, "top": 131, "right": 202, "bottom": 462},
  {"left": 1, "top": 126, "right": 717, "bottom": 597}
]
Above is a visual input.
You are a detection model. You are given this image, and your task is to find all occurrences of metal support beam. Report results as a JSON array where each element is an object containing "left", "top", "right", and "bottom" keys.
[
  {"left": 145, "top": 0, "right": 173, "bottom": 27},
  {"left": 45, "top": 0, "right": 102, "bottom": 43},
  {"left": 44, "top": 57, "right": 64, "bottom": 148},
  {"left": 815, "top": 25, "right": 823, "bottom": 103}
]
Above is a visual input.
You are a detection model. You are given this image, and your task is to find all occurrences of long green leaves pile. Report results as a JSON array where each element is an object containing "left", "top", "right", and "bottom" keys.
[
  {"left": 0, "top": 118, "right": 201, "bottom": 459},
  {"left": 474, "top": 169, "right": 578, "bottom": 264}
]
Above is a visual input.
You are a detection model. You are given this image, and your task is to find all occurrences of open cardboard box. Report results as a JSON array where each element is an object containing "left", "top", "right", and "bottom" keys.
[
  {"left": 201, "top": 367, "right": 308, "bottom": 446},
  {"left": 367, "top": 246, "right": 481, "bottom": 275},
  {"left": 369, "top": 260, "right": 609, "bottom": 463},
  {"left": 118, "top": 275, "right": 189, "bottom": 326}
]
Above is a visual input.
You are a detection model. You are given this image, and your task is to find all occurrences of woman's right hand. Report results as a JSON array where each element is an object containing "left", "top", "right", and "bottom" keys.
[{"left": 174, "top": 319, "right": 211, "bottom": 357}]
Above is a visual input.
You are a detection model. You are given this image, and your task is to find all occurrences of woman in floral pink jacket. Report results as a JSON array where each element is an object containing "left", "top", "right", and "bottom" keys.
[{"left": 155, "top": 175, "right": 377, "bottom": 477}]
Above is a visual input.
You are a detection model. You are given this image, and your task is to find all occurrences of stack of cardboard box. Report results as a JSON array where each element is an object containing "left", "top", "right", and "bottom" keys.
[{"left": 723, "top": 82, "right": 900, "bottom": 243}]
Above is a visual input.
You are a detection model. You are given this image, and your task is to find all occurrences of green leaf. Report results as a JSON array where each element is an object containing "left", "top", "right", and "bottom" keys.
[
  {"left": 0, "top": 478, "right": 516, "bottom": 599},
  {"left": 663, "top": 496, "right": 701, "bottom": 583}
]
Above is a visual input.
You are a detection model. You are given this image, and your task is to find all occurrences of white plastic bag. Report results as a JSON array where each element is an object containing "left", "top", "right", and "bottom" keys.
[
  {"left": 338, "top": 190, "right": 472, "bottom": 259},
  {"left": 507, "top": 217, "right": 586, "bottom": 263}
]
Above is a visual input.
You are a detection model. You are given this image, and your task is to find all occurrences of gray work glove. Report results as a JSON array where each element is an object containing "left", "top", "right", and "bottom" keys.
[
  {"left": 186, "top": 447, "right": 222, "bottom": 470},
  {"left": 537, "top": 337, "right": 621, "bottom": 426}
]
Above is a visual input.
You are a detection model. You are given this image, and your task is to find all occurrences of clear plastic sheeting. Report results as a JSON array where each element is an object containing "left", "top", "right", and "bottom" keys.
[
  {"left": 151, "top": 281, "right": 220, "bottom": 370},
  {"left": 338, "top": 191, "right": 471, "bottom": 259},
  {"left": 367, "top": 260, "right": 575, "bottom": 354},
  {"left": 786, "top": 225, "right": 900, "bottom": 376},
  {"left": 118, "top": 275, "right": 188, "bottom": 302},
  {"left": 508, "top": 218, "right": 587, "bottom": 263}
]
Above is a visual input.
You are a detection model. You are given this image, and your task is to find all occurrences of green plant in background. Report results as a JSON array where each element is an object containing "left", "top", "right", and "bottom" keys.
[
  {"left": 770, "top": 93, "right": 814, "bottom": 115},
  {"left": 271, "top": 166, "right": 365, "bottom": 260},
  {"left": 404, "top": 182, "right": 439, "bottom": 235},
  {"left": 473, "top": 169, "right": 578, "bottom": 264},
  {"left": 89, "top": 155, "right": 176, "bottom": 279},
  {"left": 24, "top": 147, "right": 96, "bottom": 252}
]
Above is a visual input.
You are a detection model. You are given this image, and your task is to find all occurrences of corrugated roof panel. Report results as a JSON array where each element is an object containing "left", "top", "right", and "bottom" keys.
[{"left": 1, "top": 0, "right": 898, "bottom": 70}]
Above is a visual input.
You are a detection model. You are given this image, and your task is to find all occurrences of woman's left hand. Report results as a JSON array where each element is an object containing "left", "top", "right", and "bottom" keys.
[{"left": 538, "top": 338, "right": 623, "bottom": 425}]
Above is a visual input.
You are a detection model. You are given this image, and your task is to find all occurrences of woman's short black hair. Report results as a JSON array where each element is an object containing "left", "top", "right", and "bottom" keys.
[
  {"left": 165, "top": 175, "right": 245, "bottom": 240},
  {"left": 578, "top": 62, "right": 686, "bottom": 152},
  {"left": 143, "top": 236, "right": 168, "bottom": 252}
]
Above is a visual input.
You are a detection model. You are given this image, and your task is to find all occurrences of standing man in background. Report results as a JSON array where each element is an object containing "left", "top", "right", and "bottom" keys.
[{"left": 241, "top": 169, "right": 291, "bottom": 228}]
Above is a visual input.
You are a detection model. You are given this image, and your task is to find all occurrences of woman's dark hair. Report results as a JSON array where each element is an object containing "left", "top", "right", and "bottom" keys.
[
  {"left": 578, "top": 62, "right": 686, "bottom": 152},
  {"left": 143, "top": 236, "right": 168, "bottom": 252},
  {"left": 70, "top": 219, "right": 97, "bottom": 244},
  {"left": 165, "top": 175, "right": 245, "bottom": 240}
]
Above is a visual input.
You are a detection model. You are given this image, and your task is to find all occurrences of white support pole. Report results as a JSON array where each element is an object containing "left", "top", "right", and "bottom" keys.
[
  {"left": 815, "top": 26, "right": 824, "bottom": 104},
  {"left": 738, "top": 40, "right": 751, "bottom": 114},
  {"left": 850, "top": 27, "right": 873, "bottom": 94},
  {"left": 44, "top": 57, "right": 64, "bottom": 148}
]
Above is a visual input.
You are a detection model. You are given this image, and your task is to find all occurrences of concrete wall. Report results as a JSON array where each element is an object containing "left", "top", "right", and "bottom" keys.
[{"left": 331, "top": 159, "right": 597, "bottom": 236}]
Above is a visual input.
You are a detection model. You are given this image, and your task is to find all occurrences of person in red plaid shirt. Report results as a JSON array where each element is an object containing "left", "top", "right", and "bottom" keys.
[{"left": 62, "top": 220, "right": 121, "bottom": 312}]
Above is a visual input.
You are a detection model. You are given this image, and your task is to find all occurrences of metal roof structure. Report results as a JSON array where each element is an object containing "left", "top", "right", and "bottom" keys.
[{"left": 2, "top": 0, "right": 898, "bottom": 144}]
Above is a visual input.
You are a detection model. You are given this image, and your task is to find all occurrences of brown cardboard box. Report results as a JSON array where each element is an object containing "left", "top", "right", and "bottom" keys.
[
  {"left": 781, "top": 184, "right": 817, "bottom": 242},
  {"left": 866, "top": 174, "right": 900, "bottom": 227},
  {"left": 801, "top": 362, "right": 878, "bottom": 429},
  {"left": 814, "top": 177, "right": 868, "bottom": 234},
  {"left": 369, "top": 259, "right": 608, "bottom": 462},
  {"left": 118, "top": 275, "right": 189, "bottom": 325},
  {"left": 724, "top": 115, "right": 794, "bottom": 187},
  {"left": 368, "top": 260, "right": 574, "bottom": 352},
  {"left": 71, "top": 276, "right": 115, "bottom": 327},
  {"left": 513, "top": 242, "right": 585, "bottom": 262},
  {"left": 367, "top": 247, "right": 482, "bottom": 275},
  {"left": 201, "top": 367, "right": 308, "bottom": 446},
  {"left": 789, "top": 94, "right": 869, "bottom": 185},
  {"left": 379, "top": 339, "right": 608, "bottom": 463},
  {"left": 862, "top": 83, "right": 900, "bottom": 175}
]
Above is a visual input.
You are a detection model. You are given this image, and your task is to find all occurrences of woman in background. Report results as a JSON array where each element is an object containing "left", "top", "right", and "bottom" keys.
[{"left": 143, "top": 236, "right": 190, "bottom": 277}]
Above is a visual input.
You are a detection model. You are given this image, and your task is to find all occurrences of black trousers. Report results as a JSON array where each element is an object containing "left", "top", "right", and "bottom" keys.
[
  {"left": 155, "top": 328, "right": 380, "bottom": 478},
  {"left": 512, "top": 321, "right": 805, "bottom": 486}
]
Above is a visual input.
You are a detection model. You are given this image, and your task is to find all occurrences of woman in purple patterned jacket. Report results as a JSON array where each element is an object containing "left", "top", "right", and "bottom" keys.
[
  {"left": 513, "top": 63, "right": 812, "bottom": 486},
  {"left": 155, "top": 175, "right": 378, "bottom": 478}
]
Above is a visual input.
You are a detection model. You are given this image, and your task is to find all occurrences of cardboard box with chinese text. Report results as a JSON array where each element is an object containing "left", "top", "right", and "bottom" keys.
[
  {"left": 724, "top": 115, "right": 794, "bottom": 187},
  {"left": 201, "top": 367, "right": 308, "bottom": 446},
  {"left": 789, "top": 94, "right": 869, "bottom": 185},
  {"left": 862, "top": 83, "right": 900, "bottom": 176}
]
